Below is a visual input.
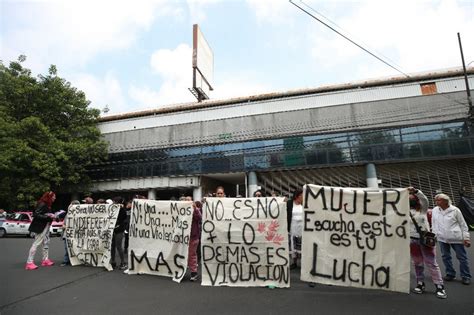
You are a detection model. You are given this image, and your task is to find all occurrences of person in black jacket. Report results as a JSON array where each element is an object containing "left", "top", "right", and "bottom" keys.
[
  {"left": 25, "top": 191, "right": 57, "bottom": 270},
  {"left": 110, "top": 196, "right": 127, "bottom": 270}
]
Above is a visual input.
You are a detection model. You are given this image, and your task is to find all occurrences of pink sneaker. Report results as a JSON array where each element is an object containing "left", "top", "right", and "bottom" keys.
[
  {"left": 41, "top": 259, "right": 54, "bottom": 266},
  {"left": 25, "top": 262, "right": 38, "bottom": 270}
]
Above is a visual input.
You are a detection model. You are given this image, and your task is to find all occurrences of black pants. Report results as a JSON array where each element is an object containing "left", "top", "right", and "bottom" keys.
[{"left": 111, "top": 232, "right": 124, "bottom": 265}]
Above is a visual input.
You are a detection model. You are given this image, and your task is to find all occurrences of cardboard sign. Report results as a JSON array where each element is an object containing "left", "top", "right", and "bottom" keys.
[
  {"left": 65, "top": 204, "right": 120, "bottom": 271},
  {"left": 300, "top": 185, "right": 410, "bottom": 293},
  {"left": 201, "top": 197, "right": 290, "bottom": 287},
  {"left": 127, "top": 199, "right": 193, "bottom": 282}
]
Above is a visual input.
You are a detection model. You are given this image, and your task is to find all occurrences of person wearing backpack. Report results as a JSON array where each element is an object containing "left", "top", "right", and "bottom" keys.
[{"left": 408, "top": 187, "right": 447, "bottom": 299}]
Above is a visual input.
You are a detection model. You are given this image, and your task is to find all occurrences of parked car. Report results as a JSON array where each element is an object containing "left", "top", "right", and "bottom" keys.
[
  {"left": 49, "top": 219, "right": 64, "bottom": 236},
  {"left": 0, "top": 212, "right": 35, "bottom": 238}
]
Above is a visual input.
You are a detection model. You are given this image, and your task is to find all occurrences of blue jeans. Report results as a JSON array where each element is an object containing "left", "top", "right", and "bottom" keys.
[
  {"left": 438, "top": 241, "right": 471, "bottom": 279},
  {"left": 63, "top": 238, "right": 70, "bottom": 264}
]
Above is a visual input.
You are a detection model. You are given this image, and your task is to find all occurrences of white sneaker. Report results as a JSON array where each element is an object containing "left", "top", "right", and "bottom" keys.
[{"left": 435, "top": 285, "right": 447, "bottom": 299}]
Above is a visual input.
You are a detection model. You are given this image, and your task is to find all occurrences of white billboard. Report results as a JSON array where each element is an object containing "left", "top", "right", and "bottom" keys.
[{"left": 193, "top": 24, "right": 214, "bottom": 91}]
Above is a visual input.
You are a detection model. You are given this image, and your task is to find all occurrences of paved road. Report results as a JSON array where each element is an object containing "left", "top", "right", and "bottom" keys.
[{"left": 1, "top": 236, "right": 473, "bottom": 315}]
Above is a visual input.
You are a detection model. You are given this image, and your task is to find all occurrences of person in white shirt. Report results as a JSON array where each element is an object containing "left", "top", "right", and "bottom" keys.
[
  {"left": 432, "top": 193, "right": 471, "bottom": 285},
  {"left": 289, "top": 189, "right": 303, "bottom": 269}
]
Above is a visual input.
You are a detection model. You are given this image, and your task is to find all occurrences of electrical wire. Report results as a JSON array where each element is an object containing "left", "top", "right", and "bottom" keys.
[{"left": 289, "top": 0, "right": 411, "bottom": 78}]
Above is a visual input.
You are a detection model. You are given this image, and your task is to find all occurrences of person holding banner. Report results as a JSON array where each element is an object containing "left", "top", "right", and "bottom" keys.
[
  {"left": 186, "top": 196, "right": 202, "bottom": 281},
  {"left": 408, "top": 187, "right": 447, "bottom": 299},
  {"left": 25, "top": 191, "right": 57, "bottom": 270},
  {"left": 111, "top": 196, "right": 127, "bottom": 270},
  {"left": 60, "top": 200, "right": 80, "bottom": 267},
  {"left": 216, "top": 186, "right": 225, "bottom": 198},
  {"left": 289, "top": 189, "right": 303, "bottom": 269},
  {"left": 432, "top": 193, "right": 471, "bottom": 285}
]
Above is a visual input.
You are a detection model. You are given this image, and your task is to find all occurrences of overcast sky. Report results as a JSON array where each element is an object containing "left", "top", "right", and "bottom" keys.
[{"left": 2, "top": 0, "right": 473, "bottom": 115}]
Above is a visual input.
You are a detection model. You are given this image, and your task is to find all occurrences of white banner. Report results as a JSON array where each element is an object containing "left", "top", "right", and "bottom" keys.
[
  {"left": 300, "top": 185, "right": 410, "bottom": 293},
  {"left": 127, "top": 199, "right": 193, "bottom": 282},
  {"left": 201, "top": 197, "right": 290, "bottom": 287},
  {"left": 65, "top": 204, "right": 120, "bottom": 271}
]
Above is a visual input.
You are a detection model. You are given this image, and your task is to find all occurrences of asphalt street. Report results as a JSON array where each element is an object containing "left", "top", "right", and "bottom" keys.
[{"left": 1, "top": 235, "right": 473, "bottom": 315}]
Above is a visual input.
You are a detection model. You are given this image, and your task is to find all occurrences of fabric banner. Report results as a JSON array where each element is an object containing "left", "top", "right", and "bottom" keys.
[
  {"left": 127, "top": 199, "right": 193, "bottom": 282},
  {"left": 201, "top": 197, "right": 290, "bottom": 287},
  {"left": 65, "top": 204, "right": 121, "bottom": 271},
  {"left": 300, "top": 185, "right": 410, "bottom": 293}
]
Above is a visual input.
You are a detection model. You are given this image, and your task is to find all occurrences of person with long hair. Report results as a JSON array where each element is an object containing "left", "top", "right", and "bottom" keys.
[
  {"left": 408, "top": 187, "right": 447, "bottom": 298},
  {"left": 25, "top": 191, "right": 57, "bottom": 270}
]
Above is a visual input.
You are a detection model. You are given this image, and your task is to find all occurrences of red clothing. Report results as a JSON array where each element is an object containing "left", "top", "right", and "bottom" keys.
[{"left": 190, "top": 207, "right": 202, "bottom": 241}]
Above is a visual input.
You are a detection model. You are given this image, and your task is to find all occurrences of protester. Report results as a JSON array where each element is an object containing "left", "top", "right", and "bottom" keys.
[
  {"left": 288, "top": 189, "right": 303, "bottom": 269},
  {"left": 185, "top": 196, "right": 202, "bottom": 281},
  {"left": 25, "top": 191, "right": 57, "bottom": 270},
  {"left": 432, "top": 193, "right": 471, "bottom": 285},
  {"left": 0, "top": 208, "right": 6, "bottom": 219},
  {"left": 83, "top": 197, "right": 94, "bottom": 204},
  {"left": 216, "top": 186, "right": 225, "bottom": 198},
  {"left": 253, "top": 190, "right": 263, "bottom": 197},
  {"left": 110, "top": 196, "right": 127, "bottom": 270},
  {"left": 61, "top": 200, "right": 80, "bottom": 267},
  {"left": 407, "top": 187, "right": 447, "bottom": 298},
  {"left": 123, "top": 200, "right": 132, "bottom": 252}
]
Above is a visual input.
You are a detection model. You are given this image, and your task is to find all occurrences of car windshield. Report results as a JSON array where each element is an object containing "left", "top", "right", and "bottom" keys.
[{"left": 10, "top": 213, "right": 30, "bottom": 221}]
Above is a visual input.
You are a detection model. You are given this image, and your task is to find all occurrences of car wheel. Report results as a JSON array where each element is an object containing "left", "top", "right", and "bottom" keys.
[
  {"left": 0, "top": 228, "right": 6, "bottom": 238},
  {"left": 28, "top": 231, "right": 35, "bottom": 238}
]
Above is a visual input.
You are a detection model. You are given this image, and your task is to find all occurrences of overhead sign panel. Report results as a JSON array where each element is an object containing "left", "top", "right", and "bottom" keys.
[
  {"left": 193, "top": 24, "right": 214, "bottom": 89},
  {"left": 191, "top": 24, "right": 214, "bottom": 101}
]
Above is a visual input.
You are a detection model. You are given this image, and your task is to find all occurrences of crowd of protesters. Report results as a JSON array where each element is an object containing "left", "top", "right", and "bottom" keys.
[{"left": 12, "top": 186, "right": 472, "bottom": 297}]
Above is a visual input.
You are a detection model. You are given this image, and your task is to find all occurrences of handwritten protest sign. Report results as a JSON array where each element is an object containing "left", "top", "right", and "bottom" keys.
[
  {"left": 65, "top": 204, "right": 120, "bottom": 271},
  {"left": 127, "top": 199, "right": 193, "bottom": 282},
  {"left": 201, "top": 197, "right": 289, "bottom": 287},
  {"left": 300, "top": 185, "right": 410, "bottom": 293}
]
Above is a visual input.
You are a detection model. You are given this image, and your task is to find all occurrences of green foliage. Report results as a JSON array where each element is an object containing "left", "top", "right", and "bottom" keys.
[{"left": 0, "top": 57, "right": 108, "bottom": 210}]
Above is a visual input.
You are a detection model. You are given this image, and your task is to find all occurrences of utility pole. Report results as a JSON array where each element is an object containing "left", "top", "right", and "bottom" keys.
[{"left": 458, "top": 32, "right": 473, "bottom": 121}]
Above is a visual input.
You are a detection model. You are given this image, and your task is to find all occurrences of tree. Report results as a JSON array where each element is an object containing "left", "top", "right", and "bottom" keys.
[{"left": 0, "top": 56, "right": 108, "bottom": 210}]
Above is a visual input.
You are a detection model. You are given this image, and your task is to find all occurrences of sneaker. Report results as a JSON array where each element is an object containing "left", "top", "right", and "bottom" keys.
[
  {"left": 412, "top": 281, "right": 425, "bottom": 294},
  {"left": 435, "top": 285, "right": 447, "bottom": 299},
  {"left": 119, "top": 263, "right": 128, "bottom": 270},
  {"left": 60, "top": 262, "right": 70, "bottom": 267},
  {"left": 41, "top": 259, "right": 54, "bottom": 266},
  {"left": 443, "top": 275, "right": 455, "bottom": 281},
  {"left": 123, "top": 269, "right": 129, "bottom": 274},
  {"left": 25, "top": 262, "right": 38, "bottom": 270},
  {"left": 190, "top": 272, "right": 199, "bottom": 281},
  {"left": 462, "top": 278, "right": 471, "bottom": 285}
]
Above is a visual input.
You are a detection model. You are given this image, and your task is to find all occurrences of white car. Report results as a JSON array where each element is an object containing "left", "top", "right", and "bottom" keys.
[
  {"left": 49, "top": 219, "right": 64, "bottom": 236},
  {"left": 0, "top": 212, "right": 35, "bottom": 238}
]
